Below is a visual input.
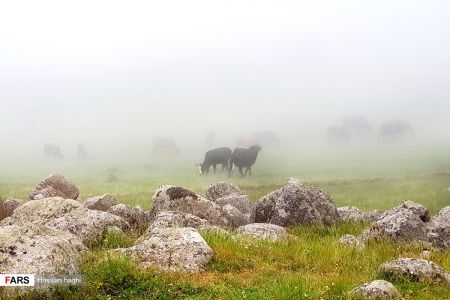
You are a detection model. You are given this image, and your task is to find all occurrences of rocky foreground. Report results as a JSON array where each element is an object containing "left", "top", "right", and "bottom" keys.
[{"left": 0, "top": 174, "right": 449, "bottom": 299}]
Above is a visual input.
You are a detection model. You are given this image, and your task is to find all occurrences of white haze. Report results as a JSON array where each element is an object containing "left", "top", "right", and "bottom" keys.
[{"left": 0, "top": 0, "right": 449, "bottom": 176}]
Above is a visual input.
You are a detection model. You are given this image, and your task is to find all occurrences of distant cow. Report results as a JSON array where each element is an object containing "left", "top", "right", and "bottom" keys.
[
  {"left": 342, "top": 116, "right": 371, "bottom": 132},
  {"left": 43, "top": 144, "right": 63, "bottom": 159},
  {"left": 153, "top": 138, "right": 179, "bottom": 155},
  {"left": 253, "top": 131, "right": 279, "bottom": 146},
  {"left": 379, "top": 120, "right": 414, "bottom": 142},
  {"left": 77, "top": 143, "right": 88, "bottom": 159},
  {"left": 198, "top": 147, "right": 232, "bottom": 175},
  {"left": 229, "top": 145, "right": 262, "bottom": 177},
  {"left": 327, "top": 126, "right": 349, "bottom": 143}
]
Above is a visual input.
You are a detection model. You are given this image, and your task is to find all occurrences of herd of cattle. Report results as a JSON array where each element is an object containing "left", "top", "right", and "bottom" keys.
[
  {"left": 327, "top": 117, "right": 414, "bottom": 143},
  {"left": 41, "top": 118, "right": 414, "bottom": 177}
]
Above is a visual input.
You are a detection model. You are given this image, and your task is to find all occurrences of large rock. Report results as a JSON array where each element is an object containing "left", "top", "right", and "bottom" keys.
[
  {"left": 252, "top": 178, "right": 340, "bottom": 227},
  {"left": 0, "top": 199, "right": 5, "bottom": 221},
  {"left": 427, "top": 206, "right": 450, "bottom": 250},
  {"left": 0, "top": 197, "right": 129, "bottom": 244},
  {"left": 84, "top": 194, "right": 118, "bottom": 211},
  {"left": 205, "top": 182, "right": 242, "bottom": 201},
  {"left": 361, "top": 207, "right": 428, "bottom": 245},
  {"left": 114, "top": 227, "right": 214, "bottom": 272},
  {"left": 3, "top": 198, "right": 26, "bottom": 217},
  {"left": 348, "top": 280, "right": 401, "bottom": 300},
  {"left": 236, "top": 223, "right": 290, "bottom": 241},
  {"left": 337, "top": 206, "right": 381, "bottom": 223},
  {"left": 396, "top": 200, "right": 429, "bottom": 222},
  {"left": 149, "top": 185, "right": 245, "bottom": 228},
  {"left": 0, "top": 225, "right": 85, "bottom": 274},
  {"left": 222, "top": 204, "right": 250, "bottom": 228},
  {"left": 147, "top": 211, "right": 209, "bottom": 233},
  {"left": 107, "top": 204, "right": 149, "bottom": 230},
  {"left": 379, "top": 258, "right": 450, "bottom": 285},
  {"left": 30, "top": 174, "right": 79, "bottom": 200},
  {"left": 214, "top": 194, "right": 253, "bottom": 214}
]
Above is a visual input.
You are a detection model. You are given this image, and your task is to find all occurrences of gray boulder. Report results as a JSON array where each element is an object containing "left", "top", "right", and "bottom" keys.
[
  {"left": 236, "top": 223, "right": 289, "bottom": 241},
  {"left": 30, "top": 174, "right": 79, "bottom": 200},
  {"left": 205, "top": 182, "right": 242, "bottom": 201},
  {"left": 396, "top": 200, "right": 430, "bottom": 222},
  {"left": 0, "top": 225, "right": 86, "bottom": 297},
  {"left": 84, "top": 193, "right": 118, "bottom": 211},
  {"left": 361, "top": 207, "right": 428, "bottom": 245},
  {"left": 0, "top": 197, "right": 129, "bottom": 244},
  {"left": 252, "top": 178, "right": 340, "bottom": 227},
  {"left": 379, "top": 258, "right": 450, "bottom": 285},
  {"left": 214, "top": 194, "right": 253, "bottom": 214},
  {"left": 107, "top": 204, "right": 149, "bottom": 230},
  {"left": 0, "top": 225, "right": 85, "bottom": 274},
  {"left": 427, "top": 206, "right": 450, "bottom": 250},
  {"left": 348, "top": 280, "right": 401, "bottom": 300},
  {"left": 149, "top": 185, "right": 246, "bottom": 228},
  {"left": 114, "top": 227, "right": 214, "bottom": 272},
  {"left": 147, "top": 211, "right": 209, "bottom": 233},
  {"left": 222, "top": 204, "right": 250, "bottom": 228}
]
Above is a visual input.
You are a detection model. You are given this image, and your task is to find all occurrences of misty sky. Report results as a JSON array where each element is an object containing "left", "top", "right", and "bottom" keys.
[{"left": 1, "top": 0, "right": 450, "bottom": 144}]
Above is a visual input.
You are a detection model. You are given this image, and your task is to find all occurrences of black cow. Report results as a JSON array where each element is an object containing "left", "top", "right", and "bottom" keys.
[
  {"left": 379, "top": 120, "right": 414, "bottom": 142},
  {"left": 43, "top": 144, "right": 63, "bottom": 159},
  {"left": 228, "top": 145, "right": 262, "bottom": 177},
  {"left": 327, "top": 126, "right": 349, "bottom": 143},
  {"left": 198, "top": 147, "right": 232, "bottom": 175}
]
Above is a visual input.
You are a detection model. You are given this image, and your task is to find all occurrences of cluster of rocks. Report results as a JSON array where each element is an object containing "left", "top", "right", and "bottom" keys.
[
  {"left": 1, "top": 173, "right": 449, "bottom": 299},
  {"left": 0, "top": 175, "right": 341, "bottom": 279},
  {"left": 348, "top": 258, "right": 450, "bottom": 299},
  {"left": 338, "top": 200, "right": 450, "bottom": 251}
]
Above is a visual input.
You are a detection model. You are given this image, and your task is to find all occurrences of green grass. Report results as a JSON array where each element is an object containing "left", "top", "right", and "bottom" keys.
[{"left": 1, "top": 146, "right": 450, "bottom": 299}]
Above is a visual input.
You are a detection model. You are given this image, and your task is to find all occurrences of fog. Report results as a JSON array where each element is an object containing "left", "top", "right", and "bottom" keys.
[{"left": 1, "top": 0, "right": 450, "bottom": 179}]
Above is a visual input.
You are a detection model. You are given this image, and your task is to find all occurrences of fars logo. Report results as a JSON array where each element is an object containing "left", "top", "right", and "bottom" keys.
[{"left": 0, "top": 274, "right": 35, "bottom": 286}]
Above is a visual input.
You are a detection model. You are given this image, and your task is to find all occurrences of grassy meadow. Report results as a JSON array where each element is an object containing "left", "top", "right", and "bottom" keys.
[{"left": 1, "top": 142, "right": 450, "bottom": 299}]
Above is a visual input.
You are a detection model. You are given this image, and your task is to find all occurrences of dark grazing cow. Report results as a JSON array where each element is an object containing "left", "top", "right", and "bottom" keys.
[
  {"left": 198, "top": 147, "right": 232, "bottom": 175},
  {"left": 327, "top": 126, "right": 349, "bottom": 143},
  {"left": 228, "top": 145, "right": 262, "bottom": 177},
  {"left": 152, "top": 137, "right": 179, "bottom": 155},
  {"left": 379, "top": 120, "right": 414, "bottom": 142},
  {"left": 43, "top": 144, "right": 63, "bottom": 159}
]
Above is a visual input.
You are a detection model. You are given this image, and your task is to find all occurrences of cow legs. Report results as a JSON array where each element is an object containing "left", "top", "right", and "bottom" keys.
[
  {"left": 244, "top": 167, "right": 251, "bottom": 176},
  {"left": 228, "top": 162, "right": 233, "bottom": 177},
  {"left": 239, "top": 167, "right": 244, "bottom": 177},
  {"left": 213, "top": 164, "right": 217, "bottom": 173}
]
